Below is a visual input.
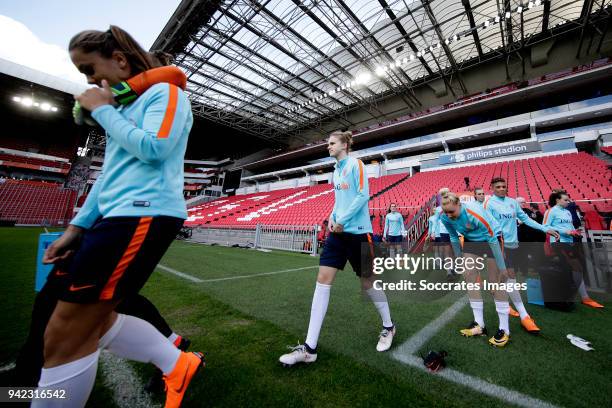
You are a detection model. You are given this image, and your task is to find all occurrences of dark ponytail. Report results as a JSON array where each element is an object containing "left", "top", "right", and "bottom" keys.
[
  {"left": 69, "top": 25, "right": 172, "bottom": 75},
  {"left": 548, "top": 191, "right": 567, "bottom": 207}
]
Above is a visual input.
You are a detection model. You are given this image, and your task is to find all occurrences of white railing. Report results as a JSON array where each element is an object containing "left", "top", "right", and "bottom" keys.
[
  {"left": 189, "top": 224, "right": 318, "bottom": 255},
  {"left": 256, "top": 224, "right": 318, "bottom": 255}
]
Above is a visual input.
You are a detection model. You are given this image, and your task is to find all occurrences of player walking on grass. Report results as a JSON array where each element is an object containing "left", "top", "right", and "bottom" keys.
[
  {"left": 440, "top": 193, "right": 512, "bottom": 347},
  {"left": 483, "top": 178, "right": 560, "bottom": 333},
  {"left": 31, "top": 26, "right": 202, "bottom": 408},
  {"left": 383, "top": 203, "right": 405, "bottom": 257},
  {"left": 279, "top": 131, "right": 395, "bottom": 367},
  {"left": 544, "top": 191, "right": 604, "bottom": 309}
]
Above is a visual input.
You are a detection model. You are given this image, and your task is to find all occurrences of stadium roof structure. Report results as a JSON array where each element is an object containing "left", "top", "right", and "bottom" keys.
[{"left": 153, "top": 0, "right": 611, "bottom": 144}]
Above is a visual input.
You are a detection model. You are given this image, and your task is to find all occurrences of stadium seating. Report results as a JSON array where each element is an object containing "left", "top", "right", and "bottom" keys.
[
  {"left": 187, "top": 173, "right": 406, "bottom": 227},
  {"left": 185, "top": 188, "right": 309, "bottom": 226},
  {"left": 602, "top": 146, "right": 612, "bottom": 156},
  {"left": 1, "top": 137, "right": 75, "bottom": 160},
  {"left": 0, "top": 179, "right": 77, "bottom": 225},
  {"left": 359, "top": 58, "right": 612, "bottom": 134},
  {"left": 190, "top": 152, "right": 610, "bottom": 230},
  {"left": 0, "top": 152, "right": 71, "bottom": 174},
  {"left": 374, "top": 152, "right": 611, "bottom": 216}
]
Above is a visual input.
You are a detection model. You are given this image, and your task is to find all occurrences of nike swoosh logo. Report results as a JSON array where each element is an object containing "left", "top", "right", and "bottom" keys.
[{"left": 69, "top": 284, "right": 96, "bottom": 292}]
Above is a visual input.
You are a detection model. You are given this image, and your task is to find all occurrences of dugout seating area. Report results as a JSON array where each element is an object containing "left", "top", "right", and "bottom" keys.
[{"left": 0, "top": 179, "right": 76, "bottom": 225}]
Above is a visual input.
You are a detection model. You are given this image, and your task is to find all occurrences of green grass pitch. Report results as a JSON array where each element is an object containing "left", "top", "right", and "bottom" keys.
[{"left": 0, "top": 227, "right": 610, "bottom": 407}]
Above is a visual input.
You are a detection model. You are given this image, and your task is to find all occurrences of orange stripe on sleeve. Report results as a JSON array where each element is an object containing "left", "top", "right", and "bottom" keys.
[
  {"left": 100, "top": 217, "right": 152, "bottom": 300},
  {"left": 542, "top": 209, "right": 551, "bottom": 225},
  {"left": 466, "top": 209, "right": 494, "bottom": 237},
  {"left": 357, "top": 160, "right": 364, "bottom": 191},
  {"left": 484, "top": 197, "right": 490, "bottom": 210},
  {"left": 157, "top": 84, "right": 178, "bottom": 139}
]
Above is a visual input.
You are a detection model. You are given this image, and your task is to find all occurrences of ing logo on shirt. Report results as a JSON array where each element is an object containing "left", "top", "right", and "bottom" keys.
[{"left": 335, "top": 182, "right": 350, "bottom": 190}]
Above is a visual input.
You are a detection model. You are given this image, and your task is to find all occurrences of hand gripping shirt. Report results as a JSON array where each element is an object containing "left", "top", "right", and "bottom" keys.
[
  {"left": 441, "top": 202, "right": 507, "bottom": 270},
  {"left": 71, "top": 83, "right": 193, "bottom": 229},
  {"left": 331, "top": 157, "right": 372, "bottom": 234},
  {"left": 483, "top": 195, "right": 547, "bottom": 248}
]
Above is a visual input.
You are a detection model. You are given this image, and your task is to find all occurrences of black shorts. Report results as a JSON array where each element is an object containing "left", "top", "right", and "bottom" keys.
[
  {"left": 462, "top": 236, "right": 505, "bottom": 259},
  {"left": 319, "top": 232, "right": 374, "bottom": 277},
  {"left": 504, "top": 247, "right": 520, "bottom": 269},
  {"left": 387, "top": 235, "right": 402, "bottom": 243},
  {"left": 435, "top": 233, "right": 450, "bottom": 243},
  {"left": 54, "top": 216, "right": 183, "bottom": 303}
]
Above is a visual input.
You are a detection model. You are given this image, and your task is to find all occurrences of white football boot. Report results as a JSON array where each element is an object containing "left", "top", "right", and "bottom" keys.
[
  {"left": 279, "top": 344, "right": 317, "bottom": 366},
  {"left": 376, "top": 326, "right": 396, "bottom": 352}
]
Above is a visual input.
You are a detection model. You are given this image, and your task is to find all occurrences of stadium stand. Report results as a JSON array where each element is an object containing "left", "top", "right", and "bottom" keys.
[
  {"left": 0, "top": 151, "right": 71, "bottom": 174},
  {"left": 268, "top": 58, "right": 612, "bottom": 156},
  {"left": 189, "top": 152, "right": 611, "bottom": 230},
  {"left": 376, "top": 152, "right": 610, "bottom": 214},
  {"left": 0, "top": 136, "right": 75, "bottom": 160},
  {"left": 602, "top": 146, "right": 612, "bottom": 155},
  {"left": 186, "top": 173, "right": 407, "bottom": 227},
  {"left": 0, "top": 179, "right": 76, "bottom": 225}
]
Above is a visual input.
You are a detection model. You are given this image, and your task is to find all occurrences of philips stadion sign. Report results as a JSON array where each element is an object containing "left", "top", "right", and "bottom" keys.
[{"left": 439, "top": 141, "right": 540, "bottom": 165}]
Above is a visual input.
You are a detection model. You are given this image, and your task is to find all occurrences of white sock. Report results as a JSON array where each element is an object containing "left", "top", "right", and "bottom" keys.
[
  {"left": 507, "top": 279, "right": 529, "bottom": 319},
  {"left": 495, "top": 300, "right": 510, "bottom": 334},
  {"left": 578, "top": 280, "right": 589, "bottom": 299},
  {"left": 365, "top": 287, "right": 393, "bottom": 328},
  {"left": 168, "top": 332, "right": 179, "bottom": 344},
  {"left": 305, "top": 282, "right": 331, "bottom": 350},
  {"left": 99, "top": 314, "right": 180, "bottom": 375},
  {"left": 32, "top": 350, "right": 100, "bottom": 408},
  {"left": 469, "top": 300, "right": 485, "bottom": 327}
]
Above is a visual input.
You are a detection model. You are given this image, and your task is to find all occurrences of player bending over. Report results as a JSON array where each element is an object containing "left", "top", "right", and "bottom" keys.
[{"left": 441, "top": 193, "right": 512, "bottom": 347}]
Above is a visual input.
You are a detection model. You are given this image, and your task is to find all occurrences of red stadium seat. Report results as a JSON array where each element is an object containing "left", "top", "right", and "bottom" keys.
[{"left": 0, "top": 179, "right": 76, "bottom": 225}]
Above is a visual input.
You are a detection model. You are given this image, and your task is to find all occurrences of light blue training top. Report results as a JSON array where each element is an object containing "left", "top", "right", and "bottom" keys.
[
  {"left": 384, "top": 211, "right": 405, "bottom": 237},
  {"left": 71, "top": 83, "right": 193, "bottom": 229},
  {"left": 331, "top": 156, "right": 373, "bottom": 234}
]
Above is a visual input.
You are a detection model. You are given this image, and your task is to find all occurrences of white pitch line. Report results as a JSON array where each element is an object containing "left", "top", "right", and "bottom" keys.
[
  {"left": 195, "top": 265, "right": 318, "bottom": 283},
  {"left": 157, "top": 264, "right": 317, "bottom": 283},
  {"left": 156, "top": 264, "right": 203, "bottom": 283},
  {"left": 156, "top": 262, "right": 558, "bottom": 406},
  {"left": 393, "top": 296, "right": 468, "bottom": 356},
  {"left": 99, "top": 351, "right": 160, "bottom": 408},
  {"left": 392, "top": 296, "right": 560, "bottom": 408},
  {"left": 393, "top": 354, "right": 559, "bottom": 408}
]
